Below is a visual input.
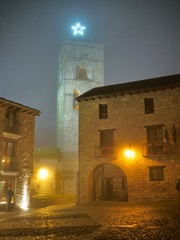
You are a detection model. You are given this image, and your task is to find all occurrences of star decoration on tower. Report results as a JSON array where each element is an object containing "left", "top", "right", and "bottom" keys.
[{"left": 72, "top": 22, "right": 86, "bottom": 36}]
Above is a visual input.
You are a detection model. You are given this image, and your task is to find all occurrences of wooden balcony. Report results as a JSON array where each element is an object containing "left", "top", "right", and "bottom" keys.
[
  {"left": 95, "top": 146, "right": 117, "bottom": 158},
  {"left": 4, "top": 125, "right": 19, "bottom": 134},
  {"left": 2, "top": 125, "right": 21, "bottom": 140}
]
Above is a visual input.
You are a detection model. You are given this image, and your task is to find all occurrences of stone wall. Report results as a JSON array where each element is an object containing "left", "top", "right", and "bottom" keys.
[
  {"left": 78, "top": 86, "right": 180, "bottom": 203},
  {"left": 15, "top": 112, "right": 35, "bottom": 207},
  {"left": 0, "top": 104, "right": 37, "bottom": 209}
]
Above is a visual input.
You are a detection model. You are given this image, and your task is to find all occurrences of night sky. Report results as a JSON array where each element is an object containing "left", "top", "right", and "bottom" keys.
[{"left": 0, "top": 0, "right": 180, "bottom": 147}]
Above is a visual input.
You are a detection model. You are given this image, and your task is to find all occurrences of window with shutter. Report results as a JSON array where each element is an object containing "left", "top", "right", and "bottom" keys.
[
  {"left": 149, "top": 166, "right": 165, "bottom": 181},
  {"left": 100, "top": 130, "right": 114, "bottom": 156}
]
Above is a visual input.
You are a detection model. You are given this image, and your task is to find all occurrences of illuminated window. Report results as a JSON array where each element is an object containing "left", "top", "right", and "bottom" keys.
[
  {"left": 99, "top": 104, "right": 108, "bottom": 119},
  {"left": 3, "top": 141, "right": 15, "bottom": 158},
  {"left": 73, "top": 89, "right": 80, "bottom": 110},
  {"left": 144, "top": 98, "right": 154, "bottom": 114},
  {"left": 5, "top": 109, "right": 16, "bottom": 132},
  {"left": 146, "top": 125, "right": 163, "bottom": 155},
  {"left": 78, "top": 68, "right": 87, "bottom": 80},
  {"left": 2, "top": 141, "right": 15, "bottom": 171},
  {"left": 149, "top": 166, "right": 165, "bottom": 181}
]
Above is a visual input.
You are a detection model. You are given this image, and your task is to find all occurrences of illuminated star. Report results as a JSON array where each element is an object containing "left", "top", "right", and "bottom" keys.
[{"left": 72, "top": 22, "right": 86, "bottom": 36}]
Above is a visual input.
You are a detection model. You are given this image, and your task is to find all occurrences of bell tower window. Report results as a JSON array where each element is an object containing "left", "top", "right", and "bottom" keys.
[{"left": 78, "top": 68, "right": 87, "bottom": 80}]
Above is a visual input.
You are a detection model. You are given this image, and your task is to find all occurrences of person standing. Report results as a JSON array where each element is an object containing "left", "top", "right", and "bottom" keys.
[{"left": 6, "top": 187, "right": 14, "bottom": 211}]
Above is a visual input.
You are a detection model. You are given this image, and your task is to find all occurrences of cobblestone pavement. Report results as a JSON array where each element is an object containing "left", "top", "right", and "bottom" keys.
[{"left": 0, "top": 201, "right": 180, "bottom": 239}]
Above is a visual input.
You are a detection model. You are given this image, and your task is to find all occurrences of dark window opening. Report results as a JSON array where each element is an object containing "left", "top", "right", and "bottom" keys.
[
  {"left": 144, "top": 98, "right": 154, "bottom": 114},
  {"left": 99, "top": 104, "right": 108, "bottom": 119},
  {"left": 5, "top": 109, "right": 16, "bottom": 132},
  {"left": 78, "top": 68, "right": 87, "bottom": 80},
  {"left": 149, "top": 166, "right": 165, "bottom": 181}
]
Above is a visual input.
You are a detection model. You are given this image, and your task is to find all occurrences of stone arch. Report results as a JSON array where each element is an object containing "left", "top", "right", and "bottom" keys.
[{"left": 91, "top": 163, "right": 128, "bottom": 201}]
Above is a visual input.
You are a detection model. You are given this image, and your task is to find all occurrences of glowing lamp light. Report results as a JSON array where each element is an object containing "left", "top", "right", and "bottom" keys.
[
  {"left": 72, "top": 22, "right": 86, "bottom": 35},
  {"left": 125, "top": 149, "right": 135, "bottom": 159},
  {"left": 20, "top": 182, "right": 28, "bottom": 210},
  {"left": 39, "top": 168, "right": 48, "bottom": 180}
]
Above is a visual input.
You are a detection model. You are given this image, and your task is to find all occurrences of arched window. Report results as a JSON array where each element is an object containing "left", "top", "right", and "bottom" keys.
[
  {"left": 73, "top": 89, "right": 80, "bottom": 110},
  {"left": 78, "top": 68, "right": 87, "bottom": 80}
]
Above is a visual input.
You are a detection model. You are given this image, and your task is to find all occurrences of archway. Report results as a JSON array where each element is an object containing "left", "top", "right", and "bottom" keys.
[{"left": 92, "top": 163, "right": 128, "bottom": 201}]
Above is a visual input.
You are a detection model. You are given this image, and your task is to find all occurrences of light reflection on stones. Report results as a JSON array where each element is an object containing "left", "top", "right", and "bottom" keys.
[{"left": 0, "top": 202, "right": 179, "bottom": 239}]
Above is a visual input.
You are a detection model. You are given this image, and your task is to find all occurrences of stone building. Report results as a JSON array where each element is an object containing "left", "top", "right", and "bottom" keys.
[
  {"left": 31, "top": 148, "right": 61, "bottom": 195},
  {"left": 0, "top": 97, "right": 40, "bottom": 209},
  {"left": 56, "top": 40, "right": 104, "bottom": 193},
  {"left": 77, "top": 74, "right": 180, "bottom": 203}
]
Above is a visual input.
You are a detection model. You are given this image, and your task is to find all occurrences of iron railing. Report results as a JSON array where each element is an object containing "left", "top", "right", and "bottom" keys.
[
  {"left": 95, "top": 146, "right": 117, "bottom": 158},
  {"left": 142, "top": 143, "right": 180, "bottom": 156}
]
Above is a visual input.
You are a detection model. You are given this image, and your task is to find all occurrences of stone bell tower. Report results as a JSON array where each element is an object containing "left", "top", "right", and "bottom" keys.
[{"left": 57, "top": 40, "right": 104, "bottom": 193}]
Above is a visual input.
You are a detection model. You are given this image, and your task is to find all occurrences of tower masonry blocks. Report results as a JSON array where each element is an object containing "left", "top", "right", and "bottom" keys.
[{"left": 57, "top": 40, "right": 104, "bottom": 193}]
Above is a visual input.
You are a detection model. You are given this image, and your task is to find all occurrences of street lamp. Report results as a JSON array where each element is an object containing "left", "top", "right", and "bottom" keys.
[
  {"left": 125, "top": 149, "right": 135, "bottom": 159},
  {"left": 38, "top": 168, "right": 48, "bottom": 180}
]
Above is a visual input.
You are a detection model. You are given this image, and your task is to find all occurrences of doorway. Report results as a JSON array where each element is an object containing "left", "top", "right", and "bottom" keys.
[
  {"left": 0, "top": 178, "right": 15, "bottom": 203},
  {"left": 92, "top": 163, "right": 128, "bottom": 201}
]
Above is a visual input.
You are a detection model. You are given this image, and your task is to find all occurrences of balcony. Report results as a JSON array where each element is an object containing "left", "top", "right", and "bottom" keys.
[
  {"left": 95, "top": 146, "right": 117, "bottom": 158},
  {"left": 2, "top": 125, "right": 21, "bottom": 140},
  {"left": 142, "top": 143, "right": 180, "bottom": 156},
  {"left": 0, "top": 156, "right": 18, "bottom": 172},
  {"left": 4, "top": 124, "right": 19, "bottom": 134}
]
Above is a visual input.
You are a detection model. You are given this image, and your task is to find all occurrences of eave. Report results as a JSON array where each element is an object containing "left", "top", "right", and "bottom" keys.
[{"left": 0, "top": 97, "right": 40, "bottom": 116}]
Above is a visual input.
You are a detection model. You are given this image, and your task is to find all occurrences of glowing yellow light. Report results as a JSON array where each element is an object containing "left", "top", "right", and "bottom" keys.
[
  {"left": 125, "top": 149, "right": 135, "bottom": 159},
  {"left": 20, "top": 183, "right": 28, "bottom": 210},
  {"left": 2, "top": 159, "right": 5, "bottom": 163},
  {"left": 38, "top": 168, "right": 48, "bottom": 179}
]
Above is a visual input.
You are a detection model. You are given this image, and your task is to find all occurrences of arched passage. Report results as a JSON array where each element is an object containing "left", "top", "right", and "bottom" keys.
[{"left": 92, "top": 163, "right": 128, "bottom": 201}]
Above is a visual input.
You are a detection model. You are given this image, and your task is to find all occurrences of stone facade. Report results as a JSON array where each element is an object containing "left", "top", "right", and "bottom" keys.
[
  {"left": 56, "top": 40, "right": 104, "bottom": 193},
  {"left": 77, "top": 74, "right": 180, "bottom": 203},
  {"left": 0, "top": 97, "right": 40, "bottom": 209}
]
